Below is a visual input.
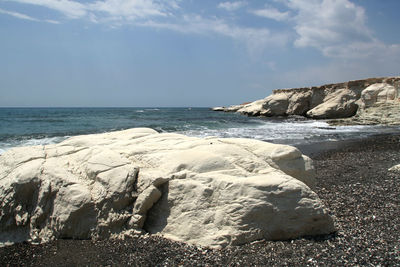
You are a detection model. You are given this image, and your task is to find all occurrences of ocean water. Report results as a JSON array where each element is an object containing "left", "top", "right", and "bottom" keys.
[{"left": 0, "top": 107, "right": 399, "bottom": 154}]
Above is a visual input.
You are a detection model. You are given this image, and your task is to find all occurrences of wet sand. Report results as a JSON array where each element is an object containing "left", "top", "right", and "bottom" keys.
[{"left": 1, "top": 133, "right": 399, "bottom": 266}]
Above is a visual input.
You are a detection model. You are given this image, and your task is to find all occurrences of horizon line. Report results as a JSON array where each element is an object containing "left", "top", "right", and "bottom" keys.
[{"left": 0, "top": 106, "right": 213, "bottom": 109}]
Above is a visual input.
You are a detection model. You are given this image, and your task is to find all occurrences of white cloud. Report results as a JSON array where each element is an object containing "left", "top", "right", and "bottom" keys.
[
  {"left": 140, "top": 15, "right": 289, "bottom": 55},
  {"left": 0, "top": 7, "right": 40, "bottom": 21},
  {"left": 10, "top": 0, "right": 176, "bottom": 22},
  {"left": 269, "top": 0, "right": 400, "bottom": 85},
  {"left": 5, "top": 0, "right": 287, "bottom": 54},
  {"left": 249, "top": 0, "right": 391, "bottom": 60},
  {"left": 0, "top": 7, "right": 60, "bottom": 24},
  {"left": 12, "top": 0, "right": 87, "bottom": 18},
  {"left": 284, "top": 0, "right": 375, "bottom": 58},
  {"left": 251, "top": 7, "right": 290, "bottom": 21},
  {"left": 89, "top": 0, "right": 169, "bottom": 22},
  {"left": 274, "top": 42, "right": 400, "bottom": 88},
  {"left": 218, "top": 1, "right": 247, "bottom": 12},
  {"left": 44, "top": 19, "right": 60, "bottom": 24}
]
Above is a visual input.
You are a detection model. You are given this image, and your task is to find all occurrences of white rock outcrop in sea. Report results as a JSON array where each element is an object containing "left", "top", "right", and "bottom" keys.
[
  {"left": 214, "top": 77, "right": 400, "bottom": 124},
  {"left": 0, "top": 128, "right": 335, "bottom": 248}
]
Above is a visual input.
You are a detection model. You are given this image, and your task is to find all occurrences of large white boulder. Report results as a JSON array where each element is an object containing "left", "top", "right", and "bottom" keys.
[
  {"left": 261, "top": 93, "right": 289, "bottom": 116},
  {"left": 306, "top": 89, "right": 358, "bottom": 119},
  {"left": 0, "top": 128, "right": 335, "bottom": 248},
  {"left": 237, "top": 99, "right": 267, "bottom": 116}
]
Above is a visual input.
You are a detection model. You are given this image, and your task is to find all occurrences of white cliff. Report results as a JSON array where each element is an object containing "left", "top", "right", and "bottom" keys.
[{"left": 214, "top": 77, "right": 400, "bottom": 124}]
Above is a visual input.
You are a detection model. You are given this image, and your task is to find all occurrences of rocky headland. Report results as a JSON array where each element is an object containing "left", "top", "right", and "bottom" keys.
[
  {"left": 213, "top": 76, "right": 400, "bottom": 125},
  {"left": 0, "top": 128, "right": 334, "bottom": 248}
]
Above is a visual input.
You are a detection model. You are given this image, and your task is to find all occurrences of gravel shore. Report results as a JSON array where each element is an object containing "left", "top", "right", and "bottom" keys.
[{"left": 1, "top": 134, "right": 399, "bottom": 266}]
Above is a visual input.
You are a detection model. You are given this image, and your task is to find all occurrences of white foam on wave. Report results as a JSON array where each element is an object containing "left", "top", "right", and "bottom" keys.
[
  {"left": 2, "top": 121, "right": 398, "bottom": 154},
  {"left": 0, "top": 136, "right": 68, "bottom": 155},
  {"left": 180, "top": 119, "right": 396, "bottom": 145},
  {"left": 136, "top": 109, "right": 160, "bottom": 113}
]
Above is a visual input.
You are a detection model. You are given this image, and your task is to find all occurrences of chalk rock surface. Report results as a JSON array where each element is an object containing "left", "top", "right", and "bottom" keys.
[
  {"left": 0, "top": 128, "right": 335, "bottom": 248},
  {"left": 330, "top": 83, "right": 400, "bottom": 125},
  {"left": 358, "top": 83, "right": 397, "bottom": 108},
  {"left": 306, "top": 89, "right": 358, "bottom": 119}
]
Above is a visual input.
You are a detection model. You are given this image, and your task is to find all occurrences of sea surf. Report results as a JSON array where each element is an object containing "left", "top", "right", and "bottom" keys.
[{"left": 1, "top": 107, "right": 399, "bottom": 154}]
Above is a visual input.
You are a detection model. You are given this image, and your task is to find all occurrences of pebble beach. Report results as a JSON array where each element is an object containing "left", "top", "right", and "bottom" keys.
[{"left": 1, "top": 133, "right": 399, "bottom": 266}]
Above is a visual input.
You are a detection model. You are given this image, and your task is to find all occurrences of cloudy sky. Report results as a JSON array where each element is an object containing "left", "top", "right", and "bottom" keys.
[{"left": 0, "top": 0, "right": 399, "bottom": 107}]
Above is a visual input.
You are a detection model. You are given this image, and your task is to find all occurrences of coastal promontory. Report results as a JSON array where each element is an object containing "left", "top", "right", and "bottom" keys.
[{"left": 213, "top": 77, "right": 400, "bottom": 125}]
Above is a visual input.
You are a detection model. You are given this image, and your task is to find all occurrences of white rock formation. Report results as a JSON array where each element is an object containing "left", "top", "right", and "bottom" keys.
[
  {"left": 306, "top": 89, "right": 358, "bottom": 119},
  {"left": 211, "top": 105, "right": 244, "bottom": 112},
  {"left": 213, "top": 77, "right": 400, "bottom": 124},
  {"left": 237, "top": 99, "right": 268, "bottom": 116},
  {"left": 286, "top": 90, "right": 313, "bottom": 115},
  {"left": 358, "top": 83, "right": 397, "bottom": 108},
  {"left": 261, "top": 93, "right": 289, "bottom": 116},
  {"left": 0, "top": 128, "right": 335, "bottom": 248},
  {"left": 332, "top": 83, "right": 400, "bottom": 125},
  {"left": 211, "top": 107, "right": 226, "bottom": 111}
]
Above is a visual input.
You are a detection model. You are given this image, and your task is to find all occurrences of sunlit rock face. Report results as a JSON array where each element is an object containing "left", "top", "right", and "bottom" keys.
[
  {"left": 0, "top": 128, "right": 334, "bottom": 248},
  {"left": 214, "top": 76, "right": 400, "bottom": 124}
]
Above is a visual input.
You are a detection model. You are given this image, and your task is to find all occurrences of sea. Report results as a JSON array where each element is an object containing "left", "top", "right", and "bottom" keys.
[{"left": 1, "top": 107, "right": 399, "bottom": 155}]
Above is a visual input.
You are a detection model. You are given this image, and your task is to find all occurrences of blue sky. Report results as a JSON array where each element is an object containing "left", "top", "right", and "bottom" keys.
[{"left": 0, "top": 0, "right": 399, "bottom": 107}]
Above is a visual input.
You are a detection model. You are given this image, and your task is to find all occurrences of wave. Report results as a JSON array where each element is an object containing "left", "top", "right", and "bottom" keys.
[
  {"left": 1, "top": 107, "right": 399, "bottom": 155},
  {"left": 179, "top": 120, "right": 400, "bottom": 145},
  {"left": 135, "top": 109, "right": 160, "bottom": 113},
  {"left": 0, "top": 136, "right": 69, "bottom": 155}
]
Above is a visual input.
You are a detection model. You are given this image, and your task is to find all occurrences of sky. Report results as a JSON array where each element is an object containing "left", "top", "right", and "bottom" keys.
[{"left": 0, "top": 0, "right": 399, "bottom": 107}]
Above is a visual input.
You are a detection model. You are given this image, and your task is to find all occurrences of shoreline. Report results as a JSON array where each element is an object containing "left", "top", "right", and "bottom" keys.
[
  {"left": 1, "top": 133, "right": 399, "bottom": 265},
  {"left": 294, "top": 132, "right": 400, "bottom": 157}
]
